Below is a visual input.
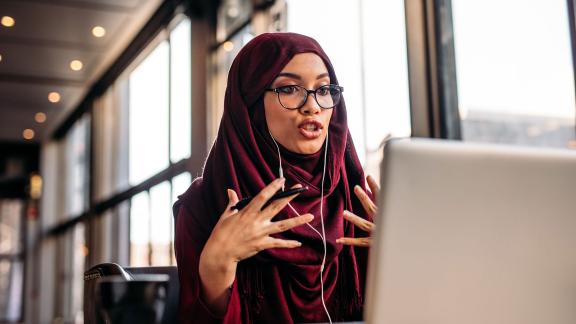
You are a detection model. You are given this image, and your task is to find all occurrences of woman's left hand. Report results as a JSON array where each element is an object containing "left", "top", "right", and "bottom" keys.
[{"left": 336, "top": 175, "right": 379, "bottom": 247}]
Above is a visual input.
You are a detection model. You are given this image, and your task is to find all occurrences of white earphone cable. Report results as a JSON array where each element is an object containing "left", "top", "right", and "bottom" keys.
[
  {"left": 318, "top": 130, "right": 332, "bottom": 323},
  {"left": 269, "top": 130, "right": 332, "bottom": 323}
]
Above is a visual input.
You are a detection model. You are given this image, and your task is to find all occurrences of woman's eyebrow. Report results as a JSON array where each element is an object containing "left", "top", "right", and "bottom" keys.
[
  {"left": 276, "top": 72, "right": 330, "bottom": 80},
  {"left": 277, "top": 72, "right": 302, "bottom": 80}
]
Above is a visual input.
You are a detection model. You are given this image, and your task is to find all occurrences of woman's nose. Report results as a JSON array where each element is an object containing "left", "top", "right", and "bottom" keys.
[{"left": 299, "top": 93, "right": 321, "bottom": 115}]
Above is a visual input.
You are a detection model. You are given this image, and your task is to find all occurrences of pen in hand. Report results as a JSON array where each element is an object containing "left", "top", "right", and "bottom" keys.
[{"left": 231, "top": 186, "right": 309, "bottom": 210}]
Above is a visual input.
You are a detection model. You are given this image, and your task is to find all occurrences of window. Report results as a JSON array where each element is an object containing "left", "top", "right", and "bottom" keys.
[
  {"left": 208, "top": 24, "right": 254, "bottom": 142},
  {"left": 149, "top": 182, "right": 172, "bottom": 265},
  {"left": 65, "top": 116, "right": 90, "bottom": 217},
  {"left": 125, "top": 17, "right": 193, "bottom": 266},
  {"left": 452, "top": 0, "right": 576, "bottom": 148},
  {"left": 170, "top": 172, "right": 191, "bottom": 264},
  {"left": 286, "top": 0, "right": 411, "bottom": 178},
  {"left": 35, "top": 12, "right": 195, "bottom": 324},
  {"left": 170, "top": 18, "right": 192, "bottom": 163},
  {"left": 217, "top": 0, "right": 252, "bottom": 42},
  {"left": 59, "top": 116, "right": 90, "bottom": 322},
  {"left": 129, "top": 41, "right": 170, "bottom": 185},
  {"left": 0, "top": 199, "right": 24, "bottom": 322},
  {"left": 129, "top": 173, "right": 190, "bottom": 266},
  {"left": 130, "top": 191, "right": 151, "bottom": 266}
]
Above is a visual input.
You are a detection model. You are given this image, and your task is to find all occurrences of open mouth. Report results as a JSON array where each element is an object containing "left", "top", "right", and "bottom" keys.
[{"left": 298, "top": 120, "right": 323, "bottom": 139}]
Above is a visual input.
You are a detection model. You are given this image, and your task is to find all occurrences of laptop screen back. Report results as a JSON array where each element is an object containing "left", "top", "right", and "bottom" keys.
[{"left": 365, "top": 139, "right": 576, "bottom": 324}]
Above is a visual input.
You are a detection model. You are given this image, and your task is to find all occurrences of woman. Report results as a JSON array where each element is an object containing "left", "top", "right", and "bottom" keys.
[{"left": 173, "top": 32, "right": 378, "bottom": 323}]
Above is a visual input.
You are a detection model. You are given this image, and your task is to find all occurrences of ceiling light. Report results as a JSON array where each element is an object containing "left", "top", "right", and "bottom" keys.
[
  {"left": 223, "top": 41, "right": 234, "bottom": 52},
  {"left": 23, "top": 129, "right": 35, "bottom": 140},
  {"left": 48, "top": 92, "right": 61, "bottom": 103},
  {"left": 92, "top": 26, "right": 106, "bottom": 38},
  {"left": 0, "top": 54, "right": 2, "bottom": 62},
  {"left": 1, "top": 16, "right": 15, "bottom": 27},
  {"left": 35, "top": 112, "right": 47, "bottom": 123},
  {"left": 70, "top": 59, "right": 83, "bottom": 71}
]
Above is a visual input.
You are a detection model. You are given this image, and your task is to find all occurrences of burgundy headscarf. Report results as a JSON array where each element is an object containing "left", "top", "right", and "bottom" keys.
[{"left": 174, "top": 32, "right": 372, "bottom": 323}]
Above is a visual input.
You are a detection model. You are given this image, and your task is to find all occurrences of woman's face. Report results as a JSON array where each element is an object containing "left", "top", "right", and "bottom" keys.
[{"left": 264, "top": 53, "right": 334, "bottom": 154}]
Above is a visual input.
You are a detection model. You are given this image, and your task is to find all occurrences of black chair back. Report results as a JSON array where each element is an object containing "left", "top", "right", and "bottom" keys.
[
  {"left": 125, "top": 266, "right": 180, "bottom": 324},
  {"left": 84, "top": 263, "right": 179, "bottom": 324}
]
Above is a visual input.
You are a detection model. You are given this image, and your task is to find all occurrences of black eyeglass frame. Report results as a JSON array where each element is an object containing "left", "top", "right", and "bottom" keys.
[{"left": 265, "top": 84, "right": 344, "bottom": 110}]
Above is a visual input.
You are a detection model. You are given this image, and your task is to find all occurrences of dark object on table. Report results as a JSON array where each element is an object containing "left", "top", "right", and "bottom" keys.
[
  {"left": 84, "top": 263, "right": 179, "bottom": 324},
  {"left": 97, "top": 274, "right": 168, "bottom": 324}
]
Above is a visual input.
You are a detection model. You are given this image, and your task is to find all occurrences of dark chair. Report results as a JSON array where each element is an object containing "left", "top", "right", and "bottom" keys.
[{"left": 84, "top": 263, "right": 179, "bottom": 324}]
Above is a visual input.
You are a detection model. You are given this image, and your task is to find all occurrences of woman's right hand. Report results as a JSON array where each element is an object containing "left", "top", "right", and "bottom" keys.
[{"left": 198, "top": 178, "right": 313, "bottom": 315}]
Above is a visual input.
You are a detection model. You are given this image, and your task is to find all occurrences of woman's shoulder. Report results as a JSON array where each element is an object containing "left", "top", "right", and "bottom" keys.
[
  {"left": 173, "top": 176, "right": 204, "bottom": 216},
  {"left": 184, "top": 176, "right": 204, "bottom": 196}
]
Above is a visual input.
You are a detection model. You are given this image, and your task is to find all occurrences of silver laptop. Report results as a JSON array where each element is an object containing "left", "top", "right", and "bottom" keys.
[{"left": 365, "top": 138, "right": 576, "bottom": 324}]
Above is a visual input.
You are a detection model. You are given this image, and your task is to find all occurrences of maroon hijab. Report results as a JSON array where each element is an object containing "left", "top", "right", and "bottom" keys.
[{"left": 174, "top": 32, "right": 372, "bottom": 323}]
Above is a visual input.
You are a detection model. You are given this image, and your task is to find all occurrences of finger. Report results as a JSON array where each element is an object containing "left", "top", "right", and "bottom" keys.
[
  {"left": 343, "top": 210, "right": 375, "bottom": 233},
  {"left": 244, "top": 178, "right": 286, "bottom": 214},
  {"left": 266, "top": 213, "right": 314, "bottom": 235},
  {"left": 354, "top": 185, "right": 377, "bottom": 216},
  {"left": 260, "top": 237, "right": 302, "bottom": 250},
  {"left": 260, "top": 184, "right": 303, "bottom": 220},
  {"left": 223, "top": 189, "right": 240, "bottom": 218},
  {"left": 366, "top": 175, "right": 380, "bottom": 201},
  {"left": 335, "top": 237, "right": 371, "bottom": 247}
]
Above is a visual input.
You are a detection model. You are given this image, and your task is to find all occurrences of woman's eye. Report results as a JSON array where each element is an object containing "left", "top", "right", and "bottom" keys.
[
  {"left": 317, "top": 87, "right": 330, "bottom": 96},
  {"left": 278, "top": 86, "right": 299, "bottom": 94}
]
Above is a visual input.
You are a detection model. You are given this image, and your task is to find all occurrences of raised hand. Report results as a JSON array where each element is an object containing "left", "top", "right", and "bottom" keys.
[
  {"left": 336, "top": 175, "right": 379, "bottom": 247},
  {"left": 198, "top": 178, "right": 312, "bottom": 314}
]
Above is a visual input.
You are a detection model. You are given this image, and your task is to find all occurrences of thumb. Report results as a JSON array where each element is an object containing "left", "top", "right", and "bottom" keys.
[
  {"left": 227, "top": 189, "right": 239, "bottom": 205},
  {"left": 222, "top": 189, "right": 240, "bottom": 218}
]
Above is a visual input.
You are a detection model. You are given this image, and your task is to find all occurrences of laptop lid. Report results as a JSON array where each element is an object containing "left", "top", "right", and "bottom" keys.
[{"left": 365, "top": 138, "right": 576, "bottom": 324}]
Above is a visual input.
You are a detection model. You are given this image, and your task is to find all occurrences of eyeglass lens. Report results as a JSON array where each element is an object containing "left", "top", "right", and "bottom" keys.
[{"left": 277, "top": 85, "right": 341, "bottom": 109}]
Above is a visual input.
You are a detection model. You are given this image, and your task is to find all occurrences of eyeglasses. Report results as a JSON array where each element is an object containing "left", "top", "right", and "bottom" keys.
[{"left": 265, "top": 84, "right": 344, "bottom": 110}]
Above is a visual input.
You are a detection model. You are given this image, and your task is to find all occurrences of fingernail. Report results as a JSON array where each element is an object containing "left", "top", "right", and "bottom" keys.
[
  {"left": 294, "top": 241, "right": 302, "bottom": 247},
  {"left": 305, "top": 214, "right": 314, "bottom": 222},
  {"left": 336, "top": 238, "right": 342, "bottom": 243}
]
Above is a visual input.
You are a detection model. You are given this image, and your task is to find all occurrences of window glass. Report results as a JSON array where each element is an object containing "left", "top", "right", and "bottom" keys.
[
  {"left": 130, "top": 191, "right": 150, "bottom": 266},
  {"left": 286, "top": 0, "right": 411, "bottom": 178},
  {"left": 66, "top": 116, "right": 90, "bottom": 217},
  {"left": 129, "top": 41, "right": 170, "bottom": 185},
  {"left": 150, "top": 182, "right": 171, "bottom": 265},
  {"left": 452, "top": 0, "right": 576, "bottom": 147},
  {"left": 171, "top": 172, "right": 191, "bottom": 265},
  {"left": 217, "top": 0, "right": 252, "bottom": 42},
  {"left": 0, "top": 260, "right": 23, "bottom": 321},
  {"left": 0, "top": 199, "right": 24, "bottom": 322},
  {"left": 70, "top": 223, "right": 86, "bottom": 323},
  {"left": 171, "top": 172, "right": 191, "bottom": 206},
  {"left": 287, "top": 0, "right": 365, "bottom": 160},
  {"left": 170, "top": 18, "right": 192, "bottom": 162},
  {"left": 361, "top": 0, "right": 411, "bottom": 145},
  {"left": 208, "top": 25, "right": 253, "bottom": 143},
  {"left": 0, "top": 200, "right": 22, "bottom": 254}
]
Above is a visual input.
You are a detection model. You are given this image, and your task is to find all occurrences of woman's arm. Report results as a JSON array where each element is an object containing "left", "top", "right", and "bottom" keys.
[{"left": 197, "top": 178, "right": 314, "bottom": 315}]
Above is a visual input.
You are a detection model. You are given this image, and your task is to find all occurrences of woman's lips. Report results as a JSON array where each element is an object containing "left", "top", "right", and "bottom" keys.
[{"left": 298, "top": 120, "right": 323, "bottom": 139}]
